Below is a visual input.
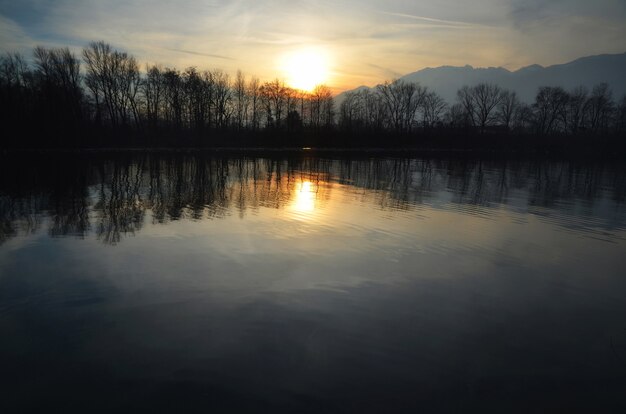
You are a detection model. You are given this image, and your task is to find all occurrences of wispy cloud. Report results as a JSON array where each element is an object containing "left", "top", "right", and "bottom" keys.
[
  {"left": 162, "top": 47, "right": 236, "bottom": 61},
  {"left": 379, "top": 11, "right": 488, "bottom": 28},
  {"left": 0, "top": 15, "right": 37, "bottom": 53},
  {"left": 367, "top": 62, "right": 402, "bottom": 79},
  {"left": 1, "top": 0, "right": 625, "bottom": 91}
]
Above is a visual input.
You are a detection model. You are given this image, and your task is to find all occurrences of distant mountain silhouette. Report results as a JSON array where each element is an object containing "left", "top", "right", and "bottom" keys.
[{"left": 337, "top": 52, "right": 626, "bottom": 104}]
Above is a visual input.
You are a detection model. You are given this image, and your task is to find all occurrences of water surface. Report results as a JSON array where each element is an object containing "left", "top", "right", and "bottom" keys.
[{"left": 1, "top": 153, "right": 626, "bottom": 412}]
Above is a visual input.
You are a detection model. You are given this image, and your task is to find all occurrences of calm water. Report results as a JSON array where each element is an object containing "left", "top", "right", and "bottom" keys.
[{"left": 1, "top": 153, "right": 626, "bottom": 413}]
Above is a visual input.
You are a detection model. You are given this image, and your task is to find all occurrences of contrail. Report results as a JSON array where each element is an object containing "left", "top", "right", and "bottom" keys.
[
  {"left": 380, "top": 11, "right": 484, "bottom": 27},
  {"left": 162, "top": 47, "right": 236, "bottom": 61}
]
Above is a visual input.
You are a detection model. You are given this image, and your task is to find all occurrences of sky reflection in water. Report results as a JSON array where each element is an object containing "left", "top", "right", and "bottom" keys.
[{"left": 1, "top": 154, "right": 626, "bottom": 412}]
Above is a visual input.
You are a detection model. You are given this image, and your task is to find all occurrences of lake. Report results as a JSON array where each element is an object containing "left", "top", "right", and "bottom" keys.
[{"left": 1, "top": 152, "right": 625, "bottom": 412}]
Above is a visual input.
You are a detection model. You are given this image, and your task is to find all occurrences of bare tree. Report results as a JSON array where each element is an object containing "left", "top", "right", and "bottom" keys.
[
  {"left": 82, "top": 41, "right": 141, "bottom": 128},
  {"left": 34, "top": 46, "right": 83, "bottom": 119},
  {"left": 162, "top": 68, "right": 183, "bottom": 128},
  {"left": 616, "top": 95, "right": 626, "bottom": 135},
  {"left": 497, "top": 90, "right": 519, "bottom": 130},
  {"left": 0, "top": 52, "right": 29, "bottom": 88},
  {"left": 201, "top": 70, "right": 214, "bottom": 130},
  {"left": 310, "top": 84, "right": 334, "bottom": 128},
  {"left": 377, "top": 80, "right": 425, "bottom": 132},
  {"left": 339, "top": 91, "right": 362, "bottom": 131},
  {"left": 260, "top": 79, "right": 287, "bottom": 128},
  {"left": 421, "top": 91, "right": 447, "bottom": 128},
  {"left": 143, "top": 64, "right": 164, "bottom": 129},
  {"left": 513, "top": 103, "right": 534, "bottom": 131},
  {"left": 445, "top": 103, "right": 466, "bottom": 127},
  {"left": 83, "top": 41, "right": 116, "bottom": 125},
  {"left": 234, "top": 70, "right": 249, "bottom": 130},
  {"left": 183, "top": 67, "right": 212, "bottom": 132},
  {"left": 212, "top": 70, "right": 232, "bottom": 129},
  {"left": 119, "top": 54, "right": 142, "bottom": 128},
  {"left": 319, "top": 85, "right": 335, "bottom": 128},
  {"left": 456, "top": 86, "right": 476, "bottom": 127},
  {"left": 566, "top": 86, "right": 588, "bottom": 135},
  {"left": 585, "top": 83, "right": 614, "bottom": 134},
  {"left": 0, "top": 52, "right": 33, "bottom": 139},
  {"left": 295, "top": 89, "right": 309, "bottom": 126},
  {"left": 361, "top": 89, "right": 385, "bottom": 131},
  {"left": 533, "top": 86, "right": 569, "bottom": 135},
  {"left": 247, "top": 76, "right": 261, "bottom": 131},
  {"left": 472, "top": 84, "right": 503, "bottom": 132}
]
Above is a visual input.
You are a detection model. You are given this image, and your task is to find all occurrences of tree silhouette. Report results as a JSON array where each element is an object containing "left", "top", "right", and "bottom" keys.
[
  {"left": 377, "top": 80, "right": 426, "bottom": 133},
  {"left": 422, "top": 91, "right": 447, "bottom": 128},
  {"left": 82, "top": 41, "right": 141, "bottom": 128},
  {"left": 0, "top": 40, "right": 625, "bottom": 150},
  {"left": 533, "top": 86, "right": 569, "bottom": 135},
  {"left": 497, "top": 90, "right": 519, "bottom": 130}
]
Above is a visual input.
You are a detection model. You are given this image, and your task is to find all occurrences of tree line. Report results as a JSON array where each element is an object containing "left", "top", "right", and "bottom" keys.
[
  {"left": 1, "top": 41, "right": 626, "bottom": 150},
  {"left": 339, "top": 81, "right": 626, "bottom": 137},
  {"left": 0, "top": 41, "right": 334, "bottom": 148}
]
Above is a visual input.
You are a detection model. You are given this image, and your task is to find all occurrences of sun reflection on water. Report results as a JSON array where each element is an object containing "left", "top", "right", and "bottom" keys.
[{"left": 292, "top": 180, "right": 316, "bottom": 215}]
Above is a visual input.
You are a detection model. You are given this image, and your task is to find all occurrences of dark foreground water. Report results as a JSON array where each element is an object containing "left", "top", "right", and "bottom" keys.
[{"left": 1, "top": 152, "right": 626, "bottom": 413}]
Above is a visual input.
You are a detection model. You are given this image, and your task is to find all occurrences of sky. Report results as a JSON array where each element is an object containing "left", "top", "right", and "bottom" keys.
[{"left": 1, "top": 0, "right": 625, "bottom": 92}]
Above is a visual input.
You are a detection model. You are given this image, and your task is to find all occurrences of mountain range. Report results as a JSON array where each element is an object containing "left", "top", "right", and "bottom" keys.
[{"left": 336, "top": 52, "right": 626, "bottom": 105}]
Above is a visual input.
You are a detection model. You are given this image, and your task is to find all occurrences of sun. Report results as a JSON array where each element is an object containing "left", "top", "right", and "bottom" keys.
[{"left": 282, "top": 48, "right": 330, "bottom": 91}]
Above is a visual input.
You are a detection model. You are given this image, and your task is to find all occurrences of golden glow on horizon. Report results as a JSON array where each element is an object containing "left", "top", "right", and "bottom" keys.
[{"left": 281, "top": 48, "right": 330, "bottom": 91}]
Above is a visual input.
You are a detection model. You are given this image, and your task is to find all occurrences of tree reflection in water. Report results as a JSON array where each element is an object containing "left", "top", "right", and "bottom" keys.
[{"left": 1, "top": 153, "right": 625, "bottom": 245}]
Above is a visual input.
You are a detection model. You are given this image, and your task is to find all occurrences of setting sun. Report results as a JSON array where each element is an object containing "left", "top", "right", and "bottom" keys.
[{"left": 281, "top": 48, "right": 330, "bottom": 91}]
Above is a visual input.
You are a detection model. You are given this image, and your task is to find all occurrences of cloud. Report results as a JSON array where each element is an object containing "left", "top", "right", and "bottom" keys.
[
  {"left": 1, "top": 0, "right": 625, "bottom": 91},
  {"left": 379, "top": 11, "right": 489, "bottom": 28},
  {"left": 367, "top": 62, "right": 402, "bottom": 79},
  {"left": 161, "top": 48, "right": 236, "bottom": 61},
  {"left": 508, "top": 0, "right": 626, "bottom": 29},
  {"left": 0, "top": 14, "right": 37, "bottom": 53},
  {"left": 503, "top": 0, "right": 626, "bottom": 66}
]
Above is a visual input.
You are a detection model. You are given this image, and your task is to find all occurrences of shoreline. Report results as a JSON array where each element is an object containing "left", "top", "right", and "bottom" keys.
[{"left": 2, "top": 146, "right": 625, "bottom": 160}]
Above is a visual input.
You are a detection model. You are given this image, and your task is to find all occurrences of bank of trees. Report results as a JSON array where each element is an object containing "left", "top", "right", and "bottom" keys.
[
  {"left": 1, "top": 40, "right": 626, "bottom": 150},
  {"left": 339, "top": 82, "right": 447, "bottom": 133},
  {"left": 339, "top": 80, "right": 626, "bottom": 141},
  {"left": 0, "top": 41, "right": 335, "bottom": 147},
  {"left": 80, "top": 40, "right": 334, "bottom": 134},
  {"left": 449, "top": 82, "right": 623, "bottom": 137}
]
